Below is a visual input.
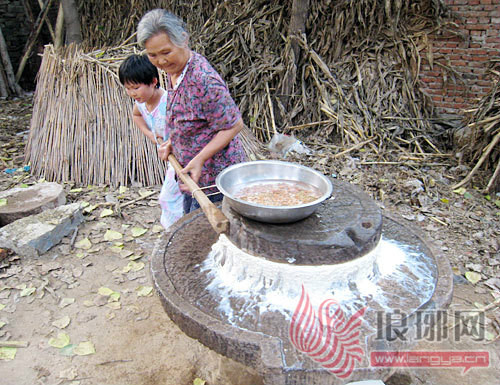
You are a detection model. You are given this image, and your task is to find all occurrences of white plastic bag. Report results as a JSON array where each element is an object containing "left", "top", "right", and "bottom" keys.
[
  {"left": 159, "top": 163, "right": 184, "bottom": 230},
  {"left": 267, "top": 133, "right": 311, "bottom": 158}
]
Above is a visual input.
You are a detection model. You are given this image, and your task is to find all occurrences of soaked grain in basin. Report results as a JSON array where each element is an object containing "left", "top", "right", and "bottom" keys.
[{"left": 235, "top": 180, "right": 322, "bottom": 206}]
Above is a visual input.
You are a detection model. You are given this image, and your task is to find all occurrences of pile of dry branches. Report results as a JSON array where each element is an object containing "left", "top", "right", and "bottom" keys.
[
  {"left": 77, "top": 0, "right": 452, "bottom": 150},
  {"left": 177, "top": 0, "right": 451, "bottom": 155},
  {"left": 27, "top": 0, "right": 456, "bottom": 186},
  {"left": 453, "top": 67, "right": 500, "bottom": 193}
]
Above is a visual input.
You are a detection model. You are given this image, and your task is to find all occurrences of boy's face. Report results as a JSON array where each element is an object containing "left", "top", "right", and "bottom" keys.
[{"left": 124, "top": 81, "right": 156, "bottom": 104}]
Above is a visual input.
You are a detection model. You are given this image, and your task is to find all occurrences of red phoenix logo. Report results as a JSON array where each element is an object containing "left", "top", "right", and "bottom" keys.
[{"left": 289, "top": 285, "right": 367, "bottom": 378}]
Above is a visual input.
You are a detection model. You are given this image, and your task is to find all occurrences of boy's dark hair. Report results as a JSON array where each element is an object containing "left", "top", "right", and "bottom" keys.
[{"left": 119, "top": 54, "right": 160, "bottom": 88}]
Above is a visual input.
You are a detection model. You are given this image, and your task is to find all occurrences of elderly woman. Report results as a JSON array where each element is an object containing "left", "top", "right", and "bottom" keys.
[{"left": 137, "top": 9, "right": 247, "bottom": 214}]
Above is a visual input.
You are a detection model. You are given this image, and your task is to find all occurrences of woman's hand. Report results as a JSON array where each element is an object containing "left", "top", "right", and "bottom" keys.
[
  {"left": 176, "top": 119, "right": 243, "bottom": 191},
  {"left": 180, "top": 156, "right": 205, "bottom": 187},
  {"left": 157, "top": 139, "right": 172, "bottom": 161}
]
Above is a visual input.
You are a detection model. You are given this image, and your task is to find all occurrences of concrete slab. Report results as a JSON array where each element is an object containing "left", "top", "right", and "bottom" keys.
[{"left": 0, "top": 202, "right": 84, "bottom": 257}]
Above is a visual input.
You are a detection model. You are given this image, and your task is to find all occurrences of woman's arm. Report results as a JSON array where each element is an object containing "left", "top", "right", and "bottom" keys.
[
  {"left": 181, "top": 118, "right": 243, "bottom": 184},
  {"left": 132, "top": 104, "right": 158, "bottom": 143}
]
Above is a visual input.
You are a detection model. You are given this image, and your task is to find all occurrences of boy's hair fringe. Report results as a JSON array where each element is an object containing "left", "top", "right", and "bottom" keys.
[{"left": 119, "top": 54, "right": 160, "bottom": 88}]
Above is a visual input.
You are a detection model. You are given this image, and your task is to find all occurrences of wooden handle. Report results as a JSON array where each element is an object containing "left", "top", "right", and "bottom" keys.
[{"left": 168, "top": 154, "right": 229, "bottom": 234}]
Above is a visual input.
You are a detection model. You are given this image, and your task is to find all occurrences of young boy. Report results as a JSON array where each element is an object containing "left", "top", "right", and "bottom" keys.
[{"left": 119, "top": 54, "right": 183, "bottom": 229}]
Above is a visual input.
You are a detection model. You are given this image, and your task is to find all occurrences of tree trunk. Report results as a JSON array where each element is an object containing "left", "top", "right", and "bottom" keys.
[
  {"left": 0, "top": 26, "right": 24, "bottom": 96},
  {"left": 54, "top": 2, "right": 65, "bottom": 49},
  {"left": 0, "top": 62, "right": 8, "bottom": 97},
  {"left": 61, "top": 0, "right": 82, "bottom": 45},
  {"left": 280, "top": 0, "right": 309, "bottom": 119},
  {"left": 15, "top": 0, "right": 54, "bottom": 82},
  {"left": 288, "top": 0, "right": 309, "bottom": 61}
]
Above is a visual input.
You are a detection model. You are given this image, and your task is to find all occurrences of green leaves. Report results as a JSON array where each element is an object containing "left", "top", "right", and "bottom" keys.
[{"left": 453, "top": 187, "right": 472, "bottom": 199}]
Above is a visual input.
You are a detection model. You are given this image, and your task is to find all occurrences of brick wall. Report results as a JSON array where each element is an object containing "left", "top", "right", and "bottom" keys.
[
  {"left": 419, "top": 0, "right": 500, "bottom": 115},
  {"left": 0, "top": 0, "right": 30, "bottom": 68}
]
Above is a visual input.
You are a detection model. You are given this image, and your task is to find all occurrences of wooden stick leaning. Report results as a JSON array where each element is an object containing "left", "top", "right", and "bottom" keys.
[{"left": 167, "top": 154, "right": 229, "bottom": 235}]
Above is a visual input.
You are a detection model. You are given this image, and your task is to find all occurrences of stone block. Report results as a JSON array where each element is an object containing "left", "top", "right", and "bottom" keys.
[
  {"left": 0, "top": 203, "right": 84, "bottom": 258},
  {"left": 0, "top": 182, "right": 66, "bottom": 226}
]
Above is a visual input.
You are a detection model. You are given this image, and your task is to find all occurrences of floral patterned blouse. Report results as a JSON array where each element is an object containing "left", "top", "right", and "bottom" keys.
[{"left": 166, "top": 52, "right": 246, "bottom": 192}]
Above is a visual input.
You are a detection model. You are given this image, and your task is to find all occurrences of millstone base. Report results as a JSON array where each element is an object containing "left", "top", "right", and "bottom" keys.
[{"left": 151, "top": 207, "right": 453, "bottom": 385}]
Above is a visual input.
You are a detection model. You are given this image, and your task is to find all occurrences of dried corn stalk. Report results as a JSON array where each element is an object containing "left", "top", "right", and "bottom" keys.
[
  {"left": 453, "top": 68, "right": 500, "bottom": 192},
  {"left": 28, "top": 0, "right": 456, "bottom": 186},
  {"left": 77, "top": 0, "right": 452, "bottom": 153}
]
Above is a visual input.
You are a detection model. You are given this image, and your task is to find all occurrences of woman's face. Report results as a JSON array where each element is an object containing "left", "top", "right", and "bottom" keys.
[{"left": 145, "top": 32, "right": 189, "bottom": 76}]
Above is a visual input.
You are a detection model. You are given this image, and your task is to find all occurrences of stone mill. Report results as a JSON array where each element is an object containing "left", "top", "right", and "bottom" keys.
[{"left": 151, "top": 162, "right": 453, "bottom": 385}]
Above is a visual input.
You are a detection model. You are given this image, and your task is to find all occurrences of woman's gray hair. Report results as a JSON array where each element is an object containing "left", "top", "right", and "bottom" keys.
[{"left": 137, "top": 9, "right": 189, "bottom": 47}]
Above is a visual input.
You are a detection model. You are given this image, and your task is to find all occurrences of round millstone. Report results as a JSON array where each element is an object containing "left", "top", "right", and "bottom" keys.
[
  {"left": 0, "top": 182, "right": 66, "bottom": 226},
  {"left": 222, "top": 179, "right": 383, "bottom": 265}
]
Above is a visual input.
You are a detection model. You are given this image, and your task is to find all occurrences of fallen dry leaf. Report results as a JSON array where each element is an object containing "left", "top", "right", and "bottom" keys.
[
  {"left": 98, "top": 287, "right": 114, "bottom": 296},
  {"left": 136, "top": 286, "right": 153, "bottom": 297},
  {"left": 104, "top": 230, "right": 123, "bottom": 242},
  {"left": 0, "top": 347, "right": 16, "bottom": 360},
  {"left": 75, "top": 238, "right": 92, "bottom": 250},
  {"left": 52, "top": 316, "right": 71, "bottom": 329},
  {"left": 59, "top": 367, "right": 78, "bottom": 380},
  {"left": 465, "top": 271, "right": 482, "bottom": 285},
  {"left": 48, "top": 332, "right": 70, "bottom": 349},
  {"left": 100, "top": 208, "right": 114, "bottom": 218},
  {"left": 73, "top": 341, "right": 95, "bottom": 356},
  {"left": 20, "top": 287, "right": 36, "bottom": 297},
  {"left": 131, "top": 227, "right": 147, "bottom": 237},
  {"left": 123, "top": 261, "right": 145, "bottom": 273},
  {"left": 59, "top": 298, "right": 75, "bottom": 308}
]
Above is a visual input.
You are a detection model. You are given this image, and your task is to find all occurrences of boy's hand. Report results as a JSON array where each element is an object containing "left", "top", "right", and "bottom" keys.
[
  {"left": 155, "top": 134, "right": 164, "bottom": 145},
  {"left": 157, "top": 140, "right": 172, "bottom": 161}
]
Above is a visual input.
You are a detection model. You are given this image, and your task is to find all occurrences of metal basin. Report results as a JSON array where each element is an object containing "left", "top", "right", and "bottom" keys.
[{"left": 215, "top": 160, "right": 333, "bottom": 223}]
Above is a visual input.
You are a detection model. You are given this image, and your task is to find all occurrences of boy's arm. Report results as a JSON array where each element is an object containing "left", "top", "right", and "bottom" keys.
[{"left": 132, "top": 104, "right": 157, "bottom": 143}]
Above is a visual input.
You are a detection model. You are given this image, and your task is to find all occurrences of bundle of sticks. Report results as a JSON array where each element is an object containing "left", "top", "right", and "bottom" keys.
[{"left": 25, "top": 42, "right": 264, "bottom": 186}]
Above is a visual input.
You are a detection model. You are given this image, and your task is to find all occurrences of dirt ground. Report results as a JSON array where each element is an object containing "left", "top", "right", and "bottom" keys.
[{"left": 0, "top": 95, "right": 500, "bottom": 385}]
